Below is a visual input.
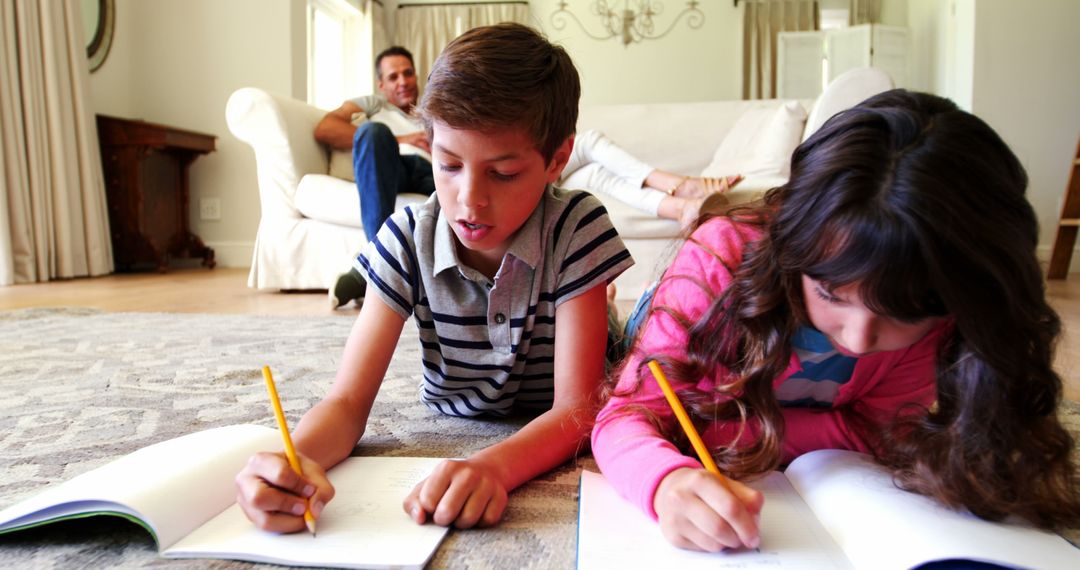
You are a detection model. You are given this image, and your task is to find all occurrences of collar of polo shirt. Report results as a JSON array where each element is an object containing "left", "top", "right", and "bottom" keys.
[{"left": 432, "top": 185, "right": 549, "bottom": 277}]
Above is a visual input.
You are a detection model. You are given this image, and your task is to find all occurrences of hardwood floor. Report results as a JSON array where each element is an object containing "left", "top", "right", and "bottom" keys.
[
  {"left": 1047, "top": 278, "right": 1080, "bottom": 403},
  {"left": 0, "top": 268, "right": 350, "bottom": 317},
  {"left": 1, "top": 267, "right": 1078, "bottom": 402}
]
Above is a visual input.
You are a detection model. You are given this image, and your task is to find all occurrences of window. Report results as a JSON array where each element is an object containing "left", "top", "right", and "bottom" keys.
[{"left": 308, "top": 0, "right": 367, "bottom": 110}]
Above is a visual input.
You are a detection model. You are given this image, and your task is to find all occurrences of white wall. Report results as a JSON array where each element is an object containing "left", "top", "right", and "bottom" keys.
[
  {"left": 88, "top": 0, "right": 134, "bottom": 117},
  {"left": 969, "top": 0, "right": 1080, "bottom": 258},
  {"left": 879, "top": 0, "right": 908, "bottom": 26},
  {"left": 384, "top": 0, "right": 742, "bottom": 105},
  {"left": 948, "top": 0, "right": 975, "bottom": 111},
  {"left": 530, "top": 0, "right": 742, "bottom": 104},
  {"left": 902, "top": 0, "right": 973, "bottom": 108},
  {"left": 88, "top": 0, "right": 300, "bottom": 268},
  {"left": 84, "top": 0, "right": 743, "bottom": 270},
  {"left": 905, "top": 0, "right": 1078, "bottom": 264},
  {"left": 85, "top": 0, "right": 1078, "bottom": 271}
]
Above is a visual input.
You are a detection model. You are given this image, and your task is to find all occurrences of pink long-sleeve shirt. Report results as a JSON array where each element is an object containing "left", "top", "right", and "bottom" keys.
[{"left": 592, "top": 218, "right": 949, "bottom": 519}]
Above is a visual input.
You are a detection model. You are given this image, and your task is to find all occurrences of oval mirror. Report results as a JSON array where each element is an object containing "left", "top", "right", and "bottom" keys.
[{"left": 83, "top": 0, "right": 115, "bottom": 72}]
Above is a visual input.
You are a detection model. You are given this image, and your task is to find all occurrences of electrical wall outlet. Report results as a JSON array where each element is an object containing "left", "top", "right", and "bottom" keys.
[{"left": 199, "top": 197, "right": 221, "bottom": 221}]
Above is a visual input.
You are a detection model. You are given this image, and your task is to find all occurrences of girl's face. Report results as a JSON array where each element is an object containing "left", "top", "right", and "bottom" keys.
[{"left": 801, "top": 275, "right": 944, "bottom": 357}]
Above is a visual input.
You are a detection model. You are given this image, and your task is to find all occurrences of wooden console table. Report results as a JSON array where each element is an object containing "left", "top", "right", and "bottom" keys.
[{"left": 97, "top": 115, "right": 217, "bottom": 272}]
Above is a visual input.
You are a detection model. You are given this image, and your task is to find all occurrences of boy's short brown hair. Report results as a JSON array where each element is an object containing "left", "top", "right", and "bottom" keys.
[{"left": 418, "top": 23, "right": 580, "bottom": 164}]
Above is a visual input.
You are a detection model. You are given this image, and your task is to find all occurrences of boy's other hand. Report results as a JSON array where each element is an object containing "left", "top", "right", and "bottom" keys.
[
  {"left": 402, "top": 458, "right": 509, "bottom": 528},
  {"left": 653, "top": 467, "right": 763, "bottom": 552},
  {"left": 235, "top": 451, "right": 335, "bottom": 533}
]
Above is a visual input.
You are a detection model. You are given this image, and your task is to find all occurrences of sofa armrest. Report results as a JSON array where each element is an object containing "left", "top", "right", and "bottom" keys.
[{"left": 226, "top": 88, "right": 330, "bottom": 207}]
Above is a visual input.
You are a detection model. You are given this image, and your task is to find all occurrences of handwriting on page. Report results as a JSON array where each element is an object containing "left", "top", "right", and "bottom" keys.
[
  {"left": 165, "top": 456, "right": 450, "bottom": 568},
  {"left": 314, "top": 459, "right": 440, "bottom": 536},
  {"left": 577, "top": 471, "right": 853, "bottom": 570},
  {"left": 326, "top": 466, "right": 430, "bottom": 518},
  {"left": 382, "top": 467, "right": 435, "bottom": 490}
]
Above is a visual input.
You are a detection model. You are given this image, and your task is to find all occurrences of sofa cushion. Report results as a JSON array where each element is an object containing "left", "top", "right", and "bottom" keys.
[
  {"left": 328, "top": 113, "right": 368, "bottom": 182},
  {"left": 296, "top": 175, "right": 363, "bottom": 228},
  {"left": 577, "top": 101, "right": 755, "bottom": 177},
  {"left": 296, "top": 174, "right": 432, "bottom": 230},
  {"left": 328, "top": 149, "right": 355, "bottom": 182},
  {"left": 755, "top": 101, "right": 808, "bottom": 178},
  {"left": 701, "top": 100, "right": 807, "bottom": 184}
]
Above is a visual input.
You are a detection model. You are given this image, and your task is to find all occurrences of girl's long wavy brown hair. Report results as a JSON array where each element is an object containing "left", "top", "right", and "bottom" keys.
[{"left": 620, "top": 90, "right": 1080, "bottom": 529}]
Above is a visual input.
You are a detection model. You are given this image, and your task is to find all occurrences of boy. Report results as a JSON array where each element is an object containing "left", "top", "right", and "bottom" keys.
[{"left": 235, "top": 23, "right": 634, "bottom": 531}]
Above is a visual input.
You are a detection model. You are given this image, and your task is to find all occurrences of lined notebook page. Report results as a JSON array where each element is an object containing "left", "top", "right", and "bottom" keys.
[
  {"left": 166, "top": 456, "right": 449, "bottom": 570},
  {"left": 786, "top": 450, "right": 1080, "bottom": 570},
  {"left": 578, "top": 470, "right": 852, "bottom": 569}
]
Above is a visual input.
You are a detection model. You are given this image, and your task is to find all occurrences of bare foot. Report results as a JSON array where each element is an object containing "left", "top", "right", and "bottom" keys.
[
  {"left": 680, "top": 193, "right": 731, "bottom": 229},
  {"left": 680, "top": 197, "right": 705, "bottom": 229},
  {"left": 676, "top": 175, "right": 744, "bottom": 199}
]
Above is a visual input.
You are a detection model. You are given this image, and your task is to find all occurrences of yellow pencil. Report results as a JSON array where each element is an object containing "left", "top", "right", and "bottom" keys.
[
  {"left": 261, "top": 365, "right": 317, "bottom": 536},
  {"left": 646, "top": 360, "right": 733, "bottom": 491}
]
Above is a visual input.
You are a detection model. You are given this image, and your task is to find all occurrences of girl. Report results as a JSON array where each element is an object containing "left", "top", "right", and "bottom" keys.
[{"left": 592, "top": 89, "right": 1080, "bottom": 552}]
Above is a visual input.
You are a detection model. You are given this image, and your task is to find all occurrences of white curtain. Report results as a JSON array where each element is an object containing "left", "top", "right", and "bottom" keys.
[
  {"left": 369, "top": 0, "right": 388, "bottom": 61},
  {"left": 394, "top": 2, "right": 530, "bottom": 93},
  {"left": 0, "top": 0, "right": 112, "bottom": 285},
  {"left": 850, "top": 0, "right": 881, "bottom": 25},
  {"left": 467, "top": 2, "right": 529, "bottom": 26},
  {"left": 743, "top": 0, "right": 819, "bottom": 100}
]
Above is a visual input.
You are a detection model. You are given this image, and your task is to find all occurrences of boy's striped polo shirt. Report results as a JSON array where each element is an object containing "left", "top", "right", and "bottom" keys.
[{"left": 358, "top": 186, "right": 634, "bottom": 417}]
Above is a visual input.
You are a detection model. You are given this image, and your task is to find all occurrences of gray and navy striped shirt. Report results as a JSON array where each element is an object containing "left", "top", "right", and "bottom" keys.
[
  {"left": 776, "top": 325, "right": 858, "bottom": 407},
  {"left": 357, "top": 186, "right": 634, "bottom": 417}
]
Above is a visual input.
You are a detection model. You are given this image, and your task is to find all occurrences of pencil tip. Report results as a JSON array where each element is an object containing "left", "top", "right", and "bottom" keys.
[{"left": 307, "top": 520, "right": 317, "bottom": 536}]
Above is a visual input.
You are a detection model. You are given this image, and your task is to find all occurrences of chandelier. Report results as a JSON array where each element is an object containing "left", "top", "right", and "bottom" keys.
[{"left": 550, "top": 1, "right": 706, "bottom": 47}]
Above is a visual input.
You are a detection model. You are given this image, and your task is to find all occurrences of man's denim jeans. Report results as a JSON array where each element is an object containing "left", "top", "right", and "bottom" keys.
[{"left": 353, "top": 122, "right": 436, "bottom": 241}]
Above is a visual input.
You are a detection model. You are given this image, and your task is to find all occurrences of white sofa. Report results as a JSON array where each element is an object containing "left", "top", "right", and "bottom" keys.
[{"left": 226, "top": 69, "right": 892, "bottom": 301}]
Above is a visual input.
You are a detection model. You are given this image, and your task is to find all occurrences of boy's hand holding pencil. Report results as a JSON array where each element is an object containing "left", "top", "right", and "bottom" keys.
[
  {"left": 647, "top": 360, "right": 764, "bottom": 552},
  {"left": 234, "top": 366, "right": 336, "bottom": 535}
]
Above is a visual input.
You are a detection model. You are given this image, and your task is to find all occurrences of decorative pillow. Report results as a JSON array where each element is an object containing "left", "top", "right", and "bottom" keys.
[
  {"left": 328, "top": 112, "right": 367, "bottom": 182},
  {"left": 701, "top": 101, "right": 808, "bottom": 180},
  {"left": 802, "top": 67, "right": 893, "bottom": 142}
]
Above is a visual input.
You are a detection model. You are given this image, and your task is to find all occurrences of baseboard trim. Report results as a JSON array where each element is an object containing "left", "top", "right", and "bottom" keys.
[
  {"left": 204, "top": 241, "right": 253, "bottom": 269},
  {"left": 1037, "top": 243, "right": 1080, "bottom": 275}
]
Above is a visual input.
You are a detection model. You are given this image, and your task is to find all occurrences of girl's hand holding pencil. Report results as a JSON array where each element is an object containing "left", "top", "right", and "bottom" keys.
[
  {"left": 647, "top": 360, "right": 764, "bottom": 552},
  {"left": 653, "top": 467, "right": 763, "bottom": 552}
]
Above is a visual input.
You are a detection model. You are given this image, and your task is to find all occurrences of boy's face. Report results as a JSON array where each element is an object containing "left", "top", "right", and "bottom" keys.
[{"left": 431, "top": 121, "right": 571, "bottom": 275}]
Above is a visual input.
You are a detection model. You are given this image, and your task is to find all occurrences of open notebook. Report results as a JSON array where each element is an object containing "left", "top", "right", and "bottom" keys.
[
  {"left": 0, "top": 424, "right": 448, "bottom": 569},
  {"left": 578, "top": 449, "right": 1080, "bottom": 570}
]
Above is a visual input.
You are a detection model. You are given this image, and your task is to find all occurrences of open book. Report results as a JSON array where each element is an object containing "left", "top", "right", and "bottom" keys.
[
  {"left": 579, "top": 449, "right": 1080, "bottom": 570},
  {"left": 0, "top": 424, "right": 449, "bottom": 569}
]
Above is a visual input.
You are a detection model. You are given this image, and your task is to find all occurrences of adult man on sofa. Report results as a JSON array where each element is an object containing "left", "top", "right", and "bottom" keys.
[{"left": 315, "top": 46, "right": 435, "bottom": 308}]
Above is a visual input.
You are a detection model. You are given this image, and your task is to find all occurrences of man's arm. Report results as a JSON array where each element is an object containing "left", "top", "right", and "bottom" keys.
[
  {"left": 314, "top": 101, "right": 366, "bottom": 151},
  {"left": 315, "top": 99, "right": 431, "bottom": 154}
]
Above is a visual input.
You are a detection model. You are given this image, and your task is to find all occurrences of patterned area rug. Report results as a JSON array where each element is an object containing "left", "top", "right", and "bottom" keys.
[
  {"left": 0, "top": 308, "right": 1077, "bottom": 569},
  {"left": 0, "top": 308, "right": 583, "bottom": 568}
]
